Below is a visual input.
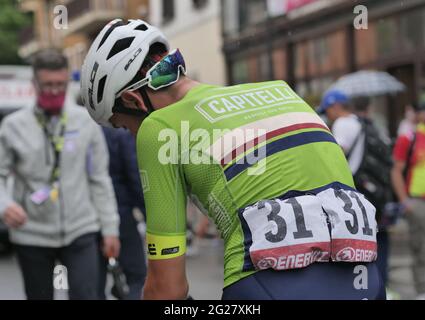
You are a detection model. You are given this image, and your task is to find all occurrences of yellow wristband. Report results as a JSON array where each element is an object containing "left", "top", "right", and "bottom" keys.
[{"left": 146, "top": 232, "right": 186, "bottom": 260}]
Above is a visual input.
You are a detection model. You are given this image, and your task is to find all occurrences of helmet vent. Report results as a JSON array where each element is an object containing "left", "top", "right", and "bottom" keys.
[
  {"left": 107, "top": 37, "right": 135, "bottom": 60},
  {"left": 97, "top": 20, "right": 127, "bottom": 51},
  {"left": 135, "top": 24, "right": 148, "bottom": 31},
  {"left": 97, "top": 75, "right": 107, "bottom": 103}
]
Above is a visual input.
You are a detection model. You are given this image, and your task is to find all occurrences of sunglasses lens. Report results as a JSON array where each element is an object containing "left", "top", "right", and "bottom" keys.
[
  {"left": 150, "top": 73, "right": 177, "bottom": 89},
  {"left": 149, "top": 50, "right": 186, "bottom": 89}
]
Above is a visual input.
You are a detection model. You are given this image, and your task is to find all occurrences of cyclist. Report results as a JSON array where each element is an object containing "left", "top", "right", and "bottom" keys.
[{"left": 81, "top": 19, "right": 385, "bottom": 300}]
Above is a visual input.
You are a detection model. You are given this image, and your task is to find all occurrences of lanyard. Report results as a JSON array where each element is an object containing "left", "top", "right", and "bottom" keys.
[{"left": 35, "top": 112, "right": 67, "bottom": 184}]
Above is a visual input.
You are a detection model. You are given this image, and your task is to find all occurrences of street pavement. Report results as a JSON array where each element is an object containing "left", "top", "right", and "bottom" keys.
[
  {"left": 387, "top": 219, "right": 416, "bottom": 299},
  {"left": 0, "top": 237, "right": 224, "bottom": 300},
  {"left": 0, "top": 221, "right": 417, "bottom": 300}
]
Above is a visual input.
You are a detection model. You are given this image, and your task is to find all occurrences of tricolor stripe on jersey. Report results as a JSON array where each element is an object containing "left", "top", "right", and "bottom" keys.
[
  {"left": 205, "top": 112, "right": 335, "bottom": 181},
  {"left": 224, "top": 130, "right": 337, "bottom": 181}
]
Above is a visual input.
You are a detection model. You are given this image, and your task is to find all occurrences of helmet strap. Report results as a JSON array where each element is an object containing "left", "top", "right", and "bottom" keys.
[
  {"left": 139, "top": 86, "right": 155, "bottom": 114},
  {"left": 112, "top": 87, "right": 155, "bottom": 117},
  {"left": 112, "top": 100, "right": 146, "bottom": 117}
]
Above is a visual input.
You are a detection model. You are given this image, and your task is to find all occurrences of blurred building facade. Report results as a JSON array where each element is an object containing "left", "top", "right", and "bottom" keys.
[
  {"left": 18, "top": 0, "right": 225, "bottom": 86},
  {"left": 149, "top": 0, "right": 225, "bottom": 85},
  {"left": 222, "top": 0, "right": 425, "bottom": 136},
  {"left": 18, "top": 0, "right": 149, "bottom": 74}
]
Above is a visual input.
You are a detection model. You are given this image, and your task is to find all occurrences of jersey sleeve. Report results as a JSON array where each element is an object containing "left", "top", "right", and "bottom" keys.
[{"left": 137, "top": 117, "right": 187, "bottom": 260}]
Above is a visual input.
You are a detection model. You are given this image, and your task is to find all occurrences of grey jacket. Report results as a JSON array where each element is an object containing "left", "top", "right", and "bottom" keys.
[{"left": 0, "top": 103, "right": 119, "bottom": 247}]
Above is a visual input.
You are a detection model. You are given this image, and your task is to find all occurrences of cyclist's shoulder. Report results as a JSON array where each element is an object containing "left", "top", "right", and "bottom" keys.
[
  {"left": 141, "top": 84, "right": 220, "bottom": 127},
  {"left": 138, "top": 79, "right": 303, "bottom": 136},
  {"left": 139, "top": 114, "right": 173, "bottom": 133}
]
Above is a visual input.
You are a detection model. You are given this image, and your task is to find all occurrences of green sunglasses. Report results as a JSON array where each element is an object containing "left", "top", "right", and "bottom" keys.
[{"left": 116, "top": 49, "right": 187, "bottom": 98}]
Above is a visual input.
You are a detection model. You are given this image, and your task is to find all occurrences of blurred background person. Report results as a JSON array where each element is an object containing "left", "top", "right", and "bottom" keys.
[
  {"left": 392, "top": 102, "right": 425, "bottom": 300},
  {"left": 0, "top": 49, "right": 120, "bottom": 300},
  {"left": 398, "top": 104, "right": 418, "bottom": 137},
  {"left": 317, "top": 90, "right": 364, "bottom": 175},
  {"left": 99, "top": 127, "right": 147, "bottom": 300}
]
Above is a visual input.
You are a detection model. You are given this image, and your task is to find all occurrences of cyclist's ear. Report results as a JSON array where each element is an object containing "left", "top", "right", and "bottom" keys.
[{"left": 121, "top": 90, "right": 149, "bottom": 113}]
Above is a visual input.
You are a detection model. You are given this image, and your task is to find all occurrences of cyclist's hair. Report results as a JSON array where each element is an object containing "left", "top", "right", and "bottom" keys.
[
  {"left": 352, "top": 96, "right": 370, "bottom": 112},
  {"left": 32, "top": 49, "right": 68, "bottom": 73},
  {"left": 140, "top": 42, "right": 168, "bottom": 77}
]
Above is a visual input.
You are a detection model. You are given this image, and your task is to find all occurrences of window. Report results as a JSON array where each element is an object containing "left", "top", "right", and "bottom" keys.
[
  {"left": 294, "top": 42, "right": 308, "bottom": 79},
  {"left": 272, "top": 48, "right": 287, "bottom": 81},
  {"left": 310, "top": 37, "right": 329, "bottom": 68},
  {"left": 193, "top": 0, "right": 208, "bottom": 10},
  {"left": 162, "top": 0, "right": 175, "bottom": 24},
  {"left": 376, "top": 18, "right": 397, "bottom": 56},
  {"left": 242, "top": 0, "right": 267, "bottom": 28},
  {"left": 400, "top": 9, "right": 424, "bottom": 52},
  {"left": 231, "top": 59, "right": 249, "bottom": 84},
  {"left": 258, "top": 52, "right": 272, "bottom": 81},
  {"left": 222, "top": 0, "right": 239, "bottom": 36}
]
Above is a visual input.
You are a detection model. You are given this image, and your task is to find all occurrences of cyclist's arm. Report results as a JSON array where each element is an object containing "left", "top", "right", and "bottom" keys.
[
  {"left": 137, "top": 117, "right": 188, "bottom": 300},
  {"left": 391, "top": 160, "right": 408, "bottom": 203},
  {"left": 144, "top": 256, "right": 188, "bottom": 300},
  {"left": 391, "top": 135, "right": 410, "bottom": 203}
]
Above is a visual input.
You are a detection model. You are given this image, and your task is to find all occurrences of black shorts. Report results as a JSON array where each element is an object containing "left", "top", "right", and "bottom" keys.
[{"left": 222, "top": 261, "right": 386, "bottom": 300}]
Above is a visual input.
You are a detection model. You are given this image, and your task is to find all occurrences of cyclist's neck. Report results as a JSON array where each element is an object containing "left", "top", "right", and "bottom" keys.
[{"left": 149, "top": 77, "right": 201, "bottom": 110}]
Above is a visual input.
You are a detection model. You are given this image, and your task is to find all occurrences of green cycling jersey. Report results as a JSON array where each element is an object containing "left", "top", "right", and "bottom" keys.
[{"left": 136, "top": 80, "right": 354, "bottom": 287}]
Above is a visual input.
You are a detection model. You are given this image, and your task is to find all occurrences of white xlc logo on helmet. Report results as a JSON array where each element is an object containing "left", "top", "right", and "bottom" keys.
[{"left": 125, "top": 48, "right": 143, "bottom": 71}]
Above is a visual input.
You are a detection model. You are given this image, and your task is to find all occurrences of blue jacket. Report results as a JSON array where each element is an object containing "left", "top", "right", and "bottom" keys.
[{"left": 102, "top": 127, "right": 145, "bottom": 215}]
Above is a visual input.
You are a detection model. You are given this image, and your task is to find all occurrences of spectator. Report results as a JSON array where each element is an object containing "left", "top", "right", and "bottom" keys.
[
  {"left": 99, "top": 127, "right": 147, "bottom": 300},
  {"left": 0, "top": 49, "right": 120, "bottom": 300},
  {"left": 392, "top": 102, "right": 425, "bottom": 300},
  {"left": 317, "top": 90, "right": 364, "bottom": 174}
]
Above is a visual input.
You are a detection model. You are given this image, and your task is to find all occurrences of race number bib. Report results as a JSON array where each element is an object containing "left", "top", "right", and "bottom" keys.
[
  {"left": 316, "top": 188, "right": 377, "bottom": 262},
  {"left": 239, "top": 189, "right": 377, "bottom": 271},
  {"left": 240, "top": 195, "right": 331, "bottom": 271}
]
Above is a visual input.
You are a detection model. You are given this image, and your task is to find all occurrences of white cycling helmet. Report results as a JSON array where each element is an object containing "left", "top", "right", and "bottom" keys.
[{"left": 81, "top": 19, "right": 170, "bottom": 126}]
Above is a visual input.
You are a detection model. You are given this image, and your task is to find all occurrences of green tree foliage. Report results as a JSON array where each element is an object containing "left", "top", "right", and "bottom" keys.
[{"left": 0, "top": 0, "right": 31, "bottom": 65}]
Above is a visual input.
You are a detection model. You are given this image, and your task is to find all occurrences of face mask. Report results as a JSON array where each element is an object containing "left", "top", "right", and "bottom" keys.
[{"left": 37, "top": 92, "right": 66, "bottom": 114}]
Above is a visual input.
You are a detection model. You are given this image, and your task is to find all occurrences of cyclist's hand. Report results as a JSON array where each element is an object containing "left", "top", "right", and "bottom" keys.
[
  {"left": 102, "top": 235, "right": 120, "bottom": 258},
  {"left": 2, "top": 203, "right": 27, "bottom": 229},
  {"left": 402, "top": 198, "right": 414, "bottom": 215}
]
